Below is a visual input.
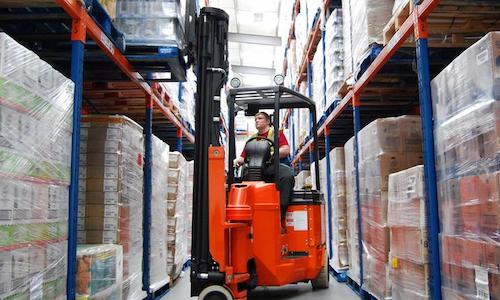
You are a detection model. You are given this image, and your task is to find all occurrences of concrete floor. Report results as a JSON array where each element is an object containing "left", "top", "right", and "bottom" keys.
[{"left": 163, "top": 269, "right": 360, "bottom": 300}]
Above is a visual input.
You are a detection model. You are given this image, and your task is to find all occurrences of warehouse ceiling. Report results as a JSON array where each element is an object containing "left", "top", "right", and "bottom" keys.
[{"left": 207, "top": 0, "right": 294, "bottom": 86}]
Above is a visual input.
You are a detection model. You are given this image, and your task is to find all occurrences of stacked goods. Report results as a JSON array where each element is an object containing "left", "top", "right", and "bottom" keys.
[
  {"left": 295, "top": 170, "right": 311, "bottom": 190},
  {"left": 324, "top": 9, "right": 344, "bottom": 107},
  {"left": 341, "top": 0, "right": 393, "bottom": 78},
  {"left": 306, "top": 0, "right": 323, "bottom": 31},
  {"left": 98, "top": 0, "right": 118, "bottom": 19},
  {"left": 431, "top": 32, "right": 500, "bottom": 299},
  {"left": 329, "top": 147, "right": 349, "bottom": 270},
  {"left": 288, "top": 40, "right": 298, "bottom": 84},
  {"left": 150, "top": 136, "right": 170, "bottom": 290},
  {"left": 114, "top": 0, "right": 186, "bottom": 46},
  {"left": 311, "top": 39, "right": 324, "bottom": 119},
  {"left": 180, "top": 69, "right": 197, "bottom": 128},
  {"left": 388, "top": 165, "right": 430, "bottom": 300},
  {"left": 185, "top": 160, "right": 194, "bottom": 258},
  {"left": 358, "top": 115, "right": 423, "bottom": 299},
  {"left": 0, "top": 33, "right": 73, "bottom": 299},
  {"left": 76, "top": 245, "right": 123, "bottom": 300},
  {"left": 344, "top": 137, "right": 360, "bottom": 284},
  {"left": 167, "top": 151, "right": 189, "bottom": 279},
  {"left": 78, "top": 115, "right": 144, "bottom": 300}
]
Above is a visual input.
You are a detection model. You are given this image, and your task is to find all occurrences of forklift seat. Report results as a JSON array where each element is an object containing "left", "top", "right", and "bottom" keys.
[{"left": 243, "top": 140, "right": 272, "bottom": 181}]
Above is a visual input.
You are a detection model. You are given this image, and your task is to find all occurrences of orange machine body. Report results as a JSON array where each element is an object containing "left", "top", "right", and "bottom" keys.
[{"left": 208, "top": 147, "right": 326, "bottom": 300}]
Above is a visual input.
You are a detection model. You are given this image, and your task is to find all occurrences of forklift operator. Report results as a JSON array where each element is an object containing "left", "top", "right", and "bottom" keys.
[{"left": 233, "top": 112, "right": 295, "bottom": 220}]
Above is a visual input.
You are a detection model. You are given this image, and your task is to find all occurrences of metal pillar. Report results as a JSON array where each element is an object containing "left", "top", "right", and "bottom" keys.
[
  {"left": 324, "top": 127, "right": 333, "bottom": 261},
  {"left": 307, "top": 62, "right": 314, "bottom": 166},
  {"left": 177, "top": 127, "right": 183, "bottom": 152},
  {"left": 143, "top": 81, "right": 154, "bottom": 298},
  {"left": 67, "top": 18, "right": 85, "bottom": 300},
  {"left": 352, "top": 94, "right": 365, "bottom": 291},
  {"left": 414, "top": 12, "right": 442, "bottom": 300}
]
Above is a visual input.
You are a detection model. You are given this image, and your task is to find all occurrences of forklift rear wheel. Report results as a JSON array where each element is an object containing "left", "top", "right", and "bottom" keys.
[
  {"left": 199, "top": 285, "right": 234, "bottom": 300},
  {"left": 311, "top": 250, "right": 329, "bottom": 289}
]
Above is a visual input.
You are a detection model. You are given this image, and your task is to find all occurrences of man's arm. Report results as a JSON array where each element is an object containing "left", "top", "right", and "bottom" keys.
[{"left": 279, "top": 145, "right": 290, "bottom": 159}]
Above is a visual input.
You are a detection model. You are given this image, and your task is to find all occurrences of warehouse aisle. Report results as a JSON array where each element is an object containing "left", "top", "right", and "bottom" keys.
[{"left": 163, "top": 270, "right": 359, "bottom": 300}]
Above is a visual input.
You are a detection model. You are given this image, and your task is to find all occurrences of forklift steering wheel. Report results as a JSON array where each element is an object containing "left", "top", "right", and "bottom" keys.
[{"left": 244, "top": 136, "right": 276, "bottom": 157}]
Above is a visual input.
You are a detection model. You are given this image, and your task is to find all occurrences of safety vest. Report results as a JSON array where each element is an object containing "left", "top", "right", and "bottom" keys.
[{"left": 251, "top": 126, "right": 275, "bottom": 140}]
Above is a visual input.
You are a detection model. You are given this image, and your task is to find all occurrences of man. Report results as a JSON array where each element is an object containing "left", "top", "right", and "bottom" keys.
[{"left": 234, "top": 112, "right": 295, "bottom": 221}]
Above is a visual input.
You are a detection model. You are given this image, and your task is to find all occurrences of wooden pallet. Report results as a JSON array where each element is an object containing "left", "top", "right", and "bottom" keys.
[
  {"left": 383, "top": 0, "right": 500, "bottom": 48},
  {"left": 337, "top": 74, "right": 354, "bottom": 99}
]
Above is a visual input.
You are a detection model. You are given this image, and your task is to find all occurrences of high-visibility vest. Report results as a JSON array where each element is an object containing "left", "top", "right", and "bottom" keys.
[{"left": 251, "top": 126, "right": 275, "bottom": 140}]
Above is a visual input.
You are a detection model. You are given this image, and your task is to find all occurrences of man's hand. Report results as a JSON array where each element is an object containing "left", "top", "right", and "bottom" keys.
[{"left": 233, "top": 156, "right": 245, "bottom": 168}]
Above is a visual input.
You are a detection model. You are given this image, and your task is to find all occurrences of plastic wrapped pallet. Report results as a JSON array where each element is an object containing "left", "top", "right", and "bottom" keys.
[
  {"left": 294, "top": 10, "right": 308, "bottom": 68},
  {"left": 357, "top": 115, "right": 423, "bottom": 299},
  {"left": 324, "top": 9, "right": 344, "bottom": 107},
  {"left": 311, "top": 39, "right": 324, "bottom": 119},
  {"left": 76, "top": 245, "right": 123, "bottom": 300},
  {"left": 185, "top": 160, "right": 194, "bottom": 257},
  {"left": 329, "top": 147, "right": 349, "bottom": 270},
  {"left": 167, "top": 151, "right": 189, "bottom": 279},
  {"left": 431, "top": 32, "right": 500, "bottom": 299},
  {"left": 114, "top": 0, "right": 186, "bottom": 46},
  {"left": 150, "top": 136, "right": 170, "bottom": 291},
  {"left": 341, "top": 0, "right": 393, "bottom": 78},
  {"left": 0, "top": 33, "right": 73, "bottom": 299},
  {"left": 295, "top": 170, "right": 311, "bottom": 190},
  {"left": 388, "top": 165, "right": 430, "bottom": 300},
  {"left": 78, "top": 115, "right": 145, "bottom": 300},
  {"left": 344, "top": 137, "right": 360, "bottom": 284}
]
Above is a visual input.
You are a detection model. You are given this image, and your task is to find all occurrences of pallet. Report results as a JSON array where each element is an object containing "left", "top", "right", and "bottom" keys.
[
  {"left": 337, "top": 74, "right": 354, "bottom": 99},
  {"left": 383, "top": 0, "right": 500, "bottom": 47},
  {"left": 329, "top": 265, "right": 348, "bottom": 282},
  {"left": 346, "top": 276, "right": 378, "bottom": 300},
  {"left": 125, "top": 45, "right": 187, "bottom": 82}
]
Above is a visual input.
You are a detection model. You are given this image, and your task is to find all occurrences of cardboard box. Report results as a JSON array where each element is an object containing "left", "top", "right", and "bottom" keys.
[
  {"left": 390, "top": 227, "right": 428, "bottom": 264},
  {"left": 390, "top": 258, "right": 429, "bottom": 298}
]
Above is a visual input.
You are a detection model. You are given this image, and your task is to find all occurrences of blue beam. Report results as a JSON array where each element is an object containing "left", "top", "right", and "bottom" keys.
[
  {"left": 67, "top": 33, "right": 85, "bottom": 300},
  {"left": 143, "top": 76, "right": 154, "bottom": 299},
  {"left": 416, "top": 37, "right": 442, "bottom": 300}
]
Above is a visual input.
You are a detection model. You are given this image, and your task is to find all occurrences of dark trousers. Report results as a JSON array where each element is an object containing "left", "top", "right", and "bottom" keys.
[{"left": 263, "top": 163, "right": 295, "bottom": 220}]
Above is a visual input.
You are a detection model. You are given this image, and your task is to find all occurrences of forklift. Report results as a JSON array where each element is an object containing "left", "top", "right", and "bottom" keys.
[{"left": 190, "top": 7, "right": 328, "bottom": 300}]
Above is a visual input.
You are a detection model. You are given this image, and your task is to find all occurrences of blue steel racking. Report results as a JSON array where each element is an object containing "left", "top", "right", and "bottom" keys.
[
  {"left": 0, "top": 0, "right": 196, "bottom": 299},
  {"left": 282, "top": 0, "right": 500, "bottom": 299}
]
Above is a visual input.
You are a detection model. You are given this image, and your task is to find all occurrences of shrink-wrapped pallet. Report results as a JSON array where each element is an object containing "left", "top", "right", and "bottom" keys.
[
  {"left": 324, "top": 9, "right": 344, "bottom": 106},
  {"left": 0, "top": 33, "right": 73, "bottom": 299}
]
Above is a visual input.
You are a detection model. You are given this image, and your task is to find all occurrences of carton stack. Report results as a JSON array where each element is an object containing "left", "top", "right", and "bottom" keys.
[
  {"left": 329, "top": 147, "right": 349, "bottom": 270},
  {"left": 311, "top": 38, "right": 324, "bottom": 119},
  {"left": 341, "top": 0, "right": 393, "bottom": 78},
  {"left": 388, "top": 165, "right": 430, "bottom": 300},
  {"left": 344, "top": 137, "right": 360, "bottom": 284},
  {"left": 78, "top": 115, "right": 144, "bottom": 300},
  {"left": 431, "top": 32, "right": 499, "bottom": 299},
  {"left": 357, "top": 115, "right": 423, "bottom": 299},
  {"left": 76, "top": 244, "right": 123, "bottom": 299},
  {"left": 295, "top": 170, "right": 311, "bottom": 190},
  {"left": 167, "top": 151, "right": 189, "bottom": 279},
  {"left": 324, "top": 9, "right": 344, "bottom": 107},
  {"left": 150, "top": 136, "right": 170, "bottom": 290},
  {"left": 0, "top": 33, "right": 73, "bottom": 299},
  {"left": 185, "top": 160, "right": 194, "bottom": 258}
]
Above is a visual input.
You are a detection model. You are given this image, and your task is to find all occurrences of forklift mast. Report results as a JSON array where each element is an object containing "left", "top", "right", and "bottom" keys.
[{"left": 191, "top": 7, "right": 229, "bottom": 297}]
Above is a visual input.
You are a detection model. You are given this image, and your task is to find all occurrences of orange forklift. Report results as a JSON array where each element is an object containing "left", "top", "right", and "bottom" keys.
[{"left": 191, "top": 7, "right": 328, "bottom": 300}]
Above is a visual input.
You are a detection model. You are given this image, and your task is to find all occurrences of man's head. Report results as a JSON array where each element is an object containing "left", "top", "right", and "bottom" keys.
[{"left": 255, "top": 112, "right": 271, "bottom": 132}]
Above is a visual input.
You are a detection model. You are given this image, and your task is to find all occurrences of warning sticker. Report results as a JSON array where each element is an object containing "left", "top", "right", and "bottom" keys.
[{"left": 285, "top": 211, "right": 308, "bottom": 231}]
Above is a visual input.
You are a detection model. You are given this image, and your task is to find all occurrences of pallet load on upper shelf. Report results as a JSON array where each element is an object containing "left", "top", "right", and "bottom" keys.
[
  {"left": 330, "top": 148, "right": 349, "bottom": 271},
  {"left": 431, "top": 31, "right": 499, "bottom": 300},
  {"left": 311, "top": 35, "right": 324, "bottom": 120},
  {"left": 167, "top": 151, "right": 191, "bottom": 280},
  {"left": 150, "top": 136, "right": 170, "bottom": 291},
  {"left": 159, "top": 67, "right": 196, "bottom": 127},
  {"left": 388, "top": 165, "right": 429, "bottom": 300},
  {"left": 294, "top": 2, "right": 308, "bottom": 75},
  {"left": 344, "top": 137, "right": 360, "bottom": 285},
  {"left": 78, "top": 115, "right": 145, "bottom": 300},
  {"left": 114, "top": 0, "right": 186, "bottom": 46},
  {"left": 341, "top": 0, "right": 393, "bottom": 80},
  {"left": 0, "top": 32, "right": 73, "bottom": 300},
  {"left": 324, "top": 9, "right": 344, "bottom": 108},
  {"left": 345, "top": 115, "right": 423, "bottom": 298},
  {"left": 384, "top": 0, "right": 500, "bottom": 47},
  {"left": 76, "top": 244, "right": 123, "bottom": 299},
  {"left": 97, "top": 0, "right": 118, "bottom": 19},
  {"left": 305, "top": 0, "right": 323, "bottom": 32}
]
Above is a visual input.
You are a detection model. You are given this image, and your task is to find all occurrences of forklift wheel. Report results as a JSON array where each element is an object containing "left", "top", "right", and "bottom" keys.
[
  {"left": 311, "top": 251, "right": 329, "bottom": 289},
  {"left": 199, "top": 285, "right": 234, "bottom": 300}
]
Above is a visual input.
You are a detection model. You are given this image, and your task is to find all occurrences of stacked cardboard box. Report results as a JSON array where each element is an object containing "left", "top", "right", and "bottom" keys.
[
  {"left": 344, "top": 137, "right": 360, "bottom": 284},
  {"left": 431, "top": 32, "right": 500, "bottom": 299},
  {"left": 329, "top": 147, "right": 349, "bottom": 270},
  {"left": 76, "top": 244, "right": 123, "bottom": 300},
  {"left": 78, "top": 115, "right": 144, "bottom": 300},
  {"left": 388, "top": 165, "right": 430, "bottom": 300},
  {"left": 358, "top": 115, "right": 423, "bottom": 299},
  {"left": 341, "top": 0, "right": 393, "bottom": 78},
  {"left": 185, "top": 160, "right": 194, "bottom": 258},
  {"left": 295, "top": 170, "right": 311, "bottom": 190},
  {"left": 0, "top": 33, "right": 73, "bottom": 299},
  {"left": 311, "top": 38, "right": 325, "bottom": 119},
  {"left": 150, "top": 136, "right": 170, "bottom": 290},
  {"left": 324, "top": 9, "right": 344, "bottom": 107},
  {"left": 167, "top": 151, "right": 189, "bottom": 279}
]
